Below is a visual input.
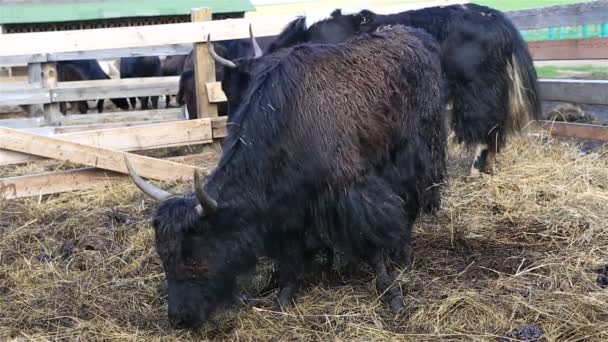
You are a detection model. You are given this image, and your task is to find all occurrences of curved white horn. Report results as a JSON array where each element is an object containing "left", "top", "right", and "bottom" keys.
[
  {"left": 249, "top": 24, "right": 263, "bottom": 58},
  {"left": 124, "top": 156, "right": 173, "bottom": 202},
  {"left": 193, "top": 169, "right": 217, "bottom": 216},
  {"left": 207, "top": 34, "right": 237, "bottom": 69}
]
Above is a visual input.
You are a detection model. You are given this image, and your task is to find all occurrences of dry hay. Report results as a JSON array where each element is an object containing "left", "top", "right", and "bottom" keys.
[
  {"left": 544, "top": 104, "right": 595, "bottom": 124},
  {"left": 1, "top": 136, "right": 608, "bottom": 341}
]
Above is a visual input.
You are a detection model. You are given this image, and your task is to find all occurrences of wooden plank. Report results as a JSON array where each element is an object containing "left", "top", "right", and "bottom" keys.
[
  {"left": 0, "top": 168, "right": 124, "bottom": 200},
  {"left": 529, "top": 37, "right": 608, "bottom": 61},
  {"left": 0, "top": 119, "right": 213, "bottom": 166},
  {"left": 0, "top": 18, "right": 294, "bottom": 60},
  {"left": 507, "top": 1, "right": 608, "bottom": 30},
  {"left": 539, "top": 121, "right": 608, "bottom": 141},
  {"left": 48, "top": 44, "right": 193, "bottom": 62},
  {"left": 0, "top": 1, "right": 466, "bottom": 64},
  {"left": 41, "top": 62, "right": 61, "bottom": 124},
  {"left": 0, "top": 127, "right": 199, "bottom": 181},
  {"left": 212, "top": 116, "right": 228, "bottom": 139},
  {"left": 192, "top": 8, "right": 218, "bottom": 119},
  {"left": 539, "top": 79, "right": 608, "bottom": 105},
  {"left": 26, "top": 62, "right": 44, "bottom": 117},
  {"left": 206, "top": 81, "right": 228, "bottom": 103},
  {"left": 0, "top": 151, "right": 220, "bottom": 200},
  {"left": 0, "top": 85, "right": 50, "bottom": 106},
  {"left": 52, "top": 76, "right": 180, "bottom": 102},
  {"left": 57, "top": 108, "right": 183, "bottom": 126},
  {"left": 0, "top": 108, "right": 183, "bottom": 129}
]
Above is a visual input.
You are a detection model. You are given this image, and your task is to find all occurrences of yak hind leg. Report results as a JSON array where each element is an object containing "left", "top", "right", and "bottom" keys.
[
  {"left": 469, "top": 143, "right": 490, "bottom": 177},
  {"left": 369, "top": 253, "right": 404, "bottom": 311},
  {"left": 151, "top": 96, "right": 159, "bottom": 109}
]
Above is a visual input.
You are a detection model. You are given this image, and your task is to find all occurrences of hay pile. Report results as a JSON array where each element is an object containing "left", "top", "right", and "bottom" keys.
[{"left": 1, "top": 136, "right": 608, "bottom": 341}]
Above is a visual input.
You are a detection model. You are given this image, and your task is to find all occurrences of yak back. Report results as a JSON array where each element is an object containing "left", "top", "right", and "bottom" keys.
[{"left": 207, "top": 26, "right": 445, "bottom": 217}]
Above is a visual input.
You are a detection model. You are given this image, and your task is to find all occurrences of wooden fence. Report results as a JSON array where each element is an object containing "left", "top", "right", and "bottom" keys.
[{"left": 1, "top": 1, "right": 608, "bottom": 200}]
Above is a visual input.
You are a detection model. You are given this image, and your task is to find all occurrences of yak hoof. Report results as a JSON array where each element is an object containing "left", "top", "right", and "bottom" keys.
[
  {"left": 387, "top": 294, "right": 405, "bottom": 312},
  {"left": 274, "top": 286, "right": 296, "bottom": 311},
  {"left": 236, "top": 293, "right": 259, "bottom": 307},
  {"left": 468, "top": 167, "right": 482, "bottom": 178}
]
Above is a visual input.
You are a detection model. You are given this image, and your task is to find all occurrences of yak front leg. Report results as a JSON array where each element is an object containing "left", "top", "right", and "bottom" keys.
[{"left": 369, "top": 253, "right": 404, "bottom": 311}]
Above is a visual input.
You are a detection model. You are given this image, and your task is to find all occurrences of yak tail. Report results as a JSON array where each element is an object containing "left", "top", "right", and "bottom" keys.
[{"left": 505, "top": 46, "right": 542, "bottom": 134}]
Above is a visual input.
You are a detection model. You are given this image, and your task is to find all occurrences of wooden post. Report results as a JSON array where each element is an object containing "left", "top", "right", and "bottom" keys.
[
  {"left": 191, "top": 8, "right": 218, "bottom": 119},
  {"left": 41, "top": 62, "right": 62, "bottom": 124},
  {"left": 26, "top": 63, "right": 44, "bottom": 117}
]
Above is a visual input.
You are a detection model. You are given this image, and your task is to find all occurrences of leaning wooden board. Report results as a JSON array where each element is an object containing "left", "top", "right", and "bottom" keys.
[
  {"left": 0, "top": 119, "right": 213, "bottom": 166},
  {"left": 0, "top": 127, "right": 200, "bottom": 182}
]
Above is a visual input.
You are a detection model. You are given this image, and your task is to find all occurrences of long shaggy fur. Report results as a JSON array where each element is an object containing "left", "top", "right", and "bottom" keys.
[
  {"left": 151, "top": 26, "right": 447, "bottom": 326},
  {"left": 360, "top": 4, "right": 541, "bottom": 151},
  {"left": 268, "top": 4, "right": 541, "bottom": 153}
]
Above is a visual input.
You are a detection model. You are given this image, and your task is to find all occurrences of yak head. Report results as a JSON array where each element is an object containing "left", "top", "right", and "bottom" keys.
[
  {"left": 306, "top": 9, "right": 362, "bottom": 44},
  {"left": 124, "top": 158, "right": 253, "bottom": 330},
  {"left": 265, "top": 9, "right": 359, "bottom": 54},
  {"left": 207, "top": 24, "right": 264, "bottom": 116}
]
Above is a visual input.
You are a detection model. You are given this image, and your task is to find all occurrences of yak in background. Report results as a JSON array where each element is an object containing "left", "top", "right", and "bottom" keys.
[{"left": 266, "top": 4, "right": 541, "bottom": 176}]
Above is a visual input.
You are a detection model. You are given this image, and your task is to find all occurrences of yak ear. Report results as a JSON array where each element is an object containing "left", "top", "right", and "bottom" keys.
[
  {"left": 357, "top": 9, "right": 376, "bottom": 25},
  {"left": 330, "top": 9, "right": 342, "bottom": 18}
]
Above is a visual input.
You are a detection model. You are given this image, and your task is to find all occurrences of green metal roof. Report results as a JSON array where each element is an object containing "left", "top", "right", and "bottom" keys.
[{"left": 0, "top": 0, "right": 255, "bottom": 25}]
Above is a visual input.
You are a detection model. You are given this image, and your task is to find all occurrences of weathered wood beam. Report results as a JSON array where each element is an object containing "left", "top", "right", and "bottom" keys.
[
  {"left": 507, "top": 0, "right": 608, "bottom": 30},
  {"left": 0, "top": 119, "right": 213, "bottom": 166},
  {"left": 0, "top": 127, "right": 200, "bottom": 181},
  {"left": 0, "top": 1, "right": 465, "bottom": 64},
  {"left": 529, "top": 37, "right": 608, "bottom": 61},
  {"left": 539, "top": 79, "right": 608, "bottom": 105},
  {"left": 0, "top": 108, "right": 183, "bottom": 129},
  {"left": 0, "top": 152, "right": 220, "bottom": 200},
  {"left": 53, "top": 76, "right": 180, "bottom": 102},
  {"left": 539, "top": 121, "right": 608, "bottom": 141}
]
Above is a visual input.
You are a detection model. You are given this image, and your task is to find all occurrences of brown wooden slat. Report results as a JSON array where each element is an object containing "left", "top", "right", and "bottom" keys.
[
  {"left": 540, "top": 121, "right": 608, "bottom": 141},
  {"left": 507, "top": 1, "right": 608, "bottom": 30},
  {"left": 529, "top": 37, "right": 608, "bottom": 61}
]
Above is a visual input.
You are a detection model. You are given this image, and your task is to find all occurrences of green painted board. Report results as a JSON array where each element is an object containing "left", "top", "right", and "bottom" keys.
[{"left": 0, "top": 0, "right": 255, "bottom": 25}]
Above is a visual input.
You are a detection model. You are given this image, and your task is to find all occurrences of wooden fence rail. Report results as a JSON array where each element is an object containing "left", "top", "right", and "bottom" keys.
[{"left": 507, "top": 0, "right": 608, "bottom": 30}]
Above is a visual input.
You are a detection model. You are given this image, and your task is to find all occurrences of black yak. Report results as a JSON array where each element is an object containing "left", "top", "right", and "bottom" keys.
[
  {"left": 161, "top": 55, "right": 189, "bottom": 108},
  {"left": 267, "top": 4, "right": 541, "bottom": 176},
  {"left": 57, "top": 60, "right": 129, "bottom": 114},
  {"left": 120, "top": 56, "right": 162, "bottom": 110},
  {"left": 176, "top": 25, "right": 275, "bottom": 119},
  {"left": 126, "top": 25, "right": 447, "bottom": 329}
]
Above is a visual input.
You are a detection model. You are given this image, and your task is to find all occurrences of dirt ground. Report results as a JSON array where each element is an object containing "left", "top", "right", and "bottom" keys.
[{"left": 1, "top": 136, "right": 607, "bottom": 341}]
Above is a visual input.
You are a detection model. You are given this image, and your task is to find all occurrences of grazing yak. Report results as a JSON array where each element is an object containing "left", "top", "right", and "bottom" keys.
[
  {"left": 267, "top": 4, "right": 541, "bottom": 176},
  {"left": 120, "top": 56, "right": 162, "bottom": 110},
  {"left": 57, "top": 60, "right": 130, "bottom": 114},
  {"left": 126, "top": 25, "right": 447, "bottom": 329},
  {"left": 161, "top": 55, "right": 189, "bottom": 108},
  {"left": 176, "top": 26, "right": 275, "bottom": 119}
]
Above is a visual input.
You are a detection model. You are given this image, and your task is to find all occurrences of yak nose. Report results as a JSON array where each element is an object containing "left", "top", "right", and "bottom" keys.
[{"left": 169, "top": 312, "right": 199, "bottom": 330}]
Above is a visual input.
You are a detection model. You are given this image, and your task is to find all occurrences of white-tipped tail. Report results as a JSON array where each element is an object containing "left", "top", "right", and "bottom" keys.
[{"left": 506, "top": 54, "right": 532, "bottom": 133}]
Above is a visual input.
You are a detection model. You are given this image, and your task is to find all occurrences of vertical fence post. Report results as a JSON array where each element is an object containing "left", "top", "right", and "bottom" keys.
[
  {"left": 41, "top": 62, "right": 61, "bottom": 124},
  {"left": 26, "top": 63, "right": 45, "bottom": 117},
  {"left": 191, "top": 8, "right": 218, "bottom": 120},
  {"left": 601, "top": 23, "right": 608, "bottom": 37}
]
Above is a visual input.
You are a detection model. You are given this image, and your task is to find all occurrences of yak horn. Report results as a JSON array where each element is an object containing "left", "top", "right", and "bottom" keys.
[
  {"left": 124, "top": 156, "right": 173, "bottom": 202},
  {"left": 193, "top": 169, "right": 218, "bottom": 216},
  {"left": 249, "top": 24, "right": 263, "bottom": 58},
  {"left": 207, "top": 34, "right": 237, "bottom": 69}
]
